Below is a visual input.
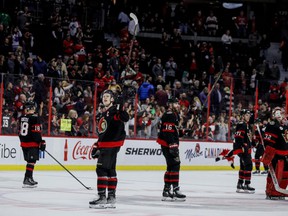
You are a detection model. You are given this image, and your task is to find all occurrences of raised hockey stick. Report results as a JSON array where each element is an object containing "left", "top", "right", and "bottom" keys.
[
  {"left": 45, "top": 150, "right": 93, "bottom": 190},
  {"left": 255, "top": 124, "right": 288, "bottom": 195},
  {"left": 201, "top": 70, "right": 223, "bottom": 111},
  {"left": 126, "top": 13, "right": 139, "bottom": 67}
]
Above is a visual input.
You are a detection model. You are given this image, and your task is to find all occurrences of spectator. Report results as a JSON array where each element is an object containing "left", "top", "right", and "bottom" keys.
[
  {"left": 234, "top": 10, "right": 248, "bottom": 38},
  {"left": 63, "top": 34, "right": 74, "bottom": 57},
  {"left": 65, "top": 109, "right": 78, "bottom": 136},
  {"left": 54, "top": 80, "right": 66, "bottom": 105},
  {"left": 69, "top": 16, "right": 80, "bottom": 39},
  {"left": 192, "top": 10, "right": 205, "bottom": 36},
  {"left": 32, "top": 74, "right": 47, "bottom": 107},
  {"left": 259, "top": 33, "right": 271, "bottom": 60},
  {"left": 214, "top": 116, "right": 228, "bottom": 141},
  {"left": 221, "top": 29, "right": 233, "bottom": 58},
  {"left": 108, "top": 79, "right": 122, "bottom": 94},
  {"left": 138, "top": 79, "right": 154, "bottom": 102},
  {"left": 205, "top": 11, "right": 218, "bottom": 36},
  {"left": 155, "top": 84, "right": 168, "bottom": 107},
  {"left": 3, "top": 82, "right": 15, "bottom": 109},
  {"left": 269, "top": 60, "right": 280, "bottom": 82},
  {"left": 210, "top": 83, "right": 222, "bottom": 116},
  {"left": 33, "top": 55, "right": 48, "bottom": 77},
  {"left": 165, "top": 56, "right": 177, "bottom": 88},
  {"left": 109, "top": 49, "right": 120, "bottom": 82}
]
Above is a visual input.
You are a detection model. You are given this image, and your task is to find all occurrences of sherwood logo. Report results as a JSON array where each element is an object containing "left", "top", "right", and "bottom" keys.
[
  {"left": 125, "top": 148, "right": 162, "bottom": 155},
  {"left": 0, "top": 143, "right": 16, "bottom": 159}
]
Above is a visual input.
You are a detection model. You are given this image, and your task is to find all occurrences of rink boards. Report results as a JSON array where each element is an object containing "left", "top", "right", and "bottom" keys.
[{"left": 0, "top": 136, "right": 240, "bottom": 170}]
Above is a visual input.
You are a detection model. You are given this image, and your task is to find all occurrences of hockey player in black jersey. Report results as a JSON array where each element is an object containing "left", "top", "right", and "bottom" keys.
[
  {"left": 89, "top": 90, "right": 129, "bottom": 209},
  {"left": 234, "top": 109, "right": 255, "bottom": 194},
  {"left": 252, "top": 119, "right": 268, "bottom": 175},
  {"left": 18, "top": 101, "right": 46, "bottom": 188},
  {"left": 157, "top": 97, "right": 186, "bottom": 201}
]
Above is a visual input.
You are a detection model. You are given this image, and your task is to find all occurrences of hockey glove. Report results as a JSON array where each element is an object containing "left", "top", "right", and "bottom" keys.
[
  {"left": 169, "top": 143, "right": 179, "bottom": 157},
  {"left": 91, "top": 142, "right": 100, "bottom": 159},
  {"left": 39, "top": 140, "right": 46, "bottom": 151}
]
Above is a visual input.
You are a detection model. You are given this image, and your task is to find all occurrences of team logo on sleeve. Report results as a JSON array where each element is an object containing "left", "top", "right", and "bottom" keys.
[{"left": 98, "top": 117, "right": 107, "bottom": 134}]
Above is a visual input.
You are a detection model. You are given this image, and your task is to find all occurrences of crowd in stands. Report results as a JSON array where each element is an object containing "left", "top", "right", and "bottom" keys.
[{"left": 0, "top": 0, "right": 288, "bottom": 141}]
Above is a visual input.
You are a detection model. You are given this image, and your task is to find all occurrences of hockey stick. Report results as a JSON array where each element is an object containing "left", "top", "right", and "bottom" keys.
[
  {"left": 255, "top": 124, "right": 288, "bottom": 195},
  {"left": 45, "top": 150, "right": 93, "bottom": 190},
  {"left": 126, "top": 13, "right": 139, "bottom": 67},
  {"left": 201, "top": 70, "right": 223, "bottom": 110}
]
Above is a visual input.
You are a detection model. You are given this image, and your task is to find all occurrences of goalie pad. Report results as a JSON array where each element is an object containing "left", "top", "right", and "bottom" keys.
[
  {"left": 266, "top": 160, "right": 288, "bottom": 197},
  {"left": 262, "top": 145, "right": 276, "bottom": 165}
]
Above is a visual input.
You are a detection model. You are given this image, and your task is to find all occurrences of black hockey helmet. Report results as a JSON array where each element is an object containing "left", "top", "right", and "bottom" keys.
[
  {"left": 240, "top": 109, "right": 251, "bottom": 116},
  {"left": 24, "top": 101, "right": 36, "bottom": 110}
]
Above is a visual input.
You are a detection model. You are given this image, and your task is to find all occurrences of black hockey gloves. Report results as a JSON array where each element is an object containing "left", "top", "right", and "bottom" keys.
[
  {"left": 39, "top": 140, "right": 46, "bottom": 151},
  {"left": 91, "top": 142, "right": 100, "bottom": 159},
  {"left": 169, "top": 143, "right": 179, "bottom": 157}
]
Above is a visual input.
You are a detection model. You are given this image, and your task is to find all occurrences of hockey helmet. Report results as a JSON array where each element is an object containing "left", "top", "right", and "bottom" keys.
[
  {"left": 272, "top": 107, "right": 285, "bottom": 121},
  {"left": 24, "top": 101, "right": 36, "bottom": 110}
]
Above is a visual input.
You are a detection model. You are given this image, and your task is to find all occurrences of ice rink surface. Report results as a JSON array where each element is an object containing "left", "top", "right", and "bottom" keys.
[{"left": 0, "top": 170, "right": 287, "bottom": 216}]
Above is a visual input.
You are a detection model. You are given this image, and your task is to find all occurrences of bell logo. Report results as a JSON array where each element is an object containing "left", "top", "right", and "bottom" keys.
[{"left": 0, "top": 143, "right": 16, "bottom": 158}]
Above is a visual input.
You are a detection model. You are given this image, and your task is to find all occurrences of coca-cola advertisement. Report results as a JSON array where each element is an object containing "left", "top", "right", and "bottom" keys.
[{"left": 63, "top": 138, "right": 97, "bottom": 163}]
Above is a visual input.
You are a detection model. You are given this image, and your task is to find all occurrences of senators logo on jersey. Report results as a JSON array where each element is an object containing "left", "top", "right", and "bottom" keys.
[{"left": 98, "top": 117, "right": 107, "bottom": 134}]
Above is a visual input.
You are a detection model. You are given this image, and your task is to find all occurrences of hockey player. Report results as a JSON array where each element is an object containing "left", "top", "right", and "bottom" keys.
[
  {"left": 252, "top": 119, "right": 268, "bottom": 175},
  {"left": 262, "top": 107, "right": 288, "bottom": 200},
  {"left": 234, "top": 109, "right": 255, "bottom": 193},
  {"left": 157, "top": 97, "right": 186, "bottom": 201},
  {"left": 18, "top": 101, "right": 46, "bottom": 188},
  {"left": 89, "top": 90, "right": 129, "bottom": 209}
]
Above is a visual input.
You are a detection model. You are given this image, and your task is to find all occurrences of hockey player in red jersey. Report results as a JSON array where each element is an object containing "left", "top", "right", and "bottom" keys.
[
  {"left": 18, "top": 101, "right": 46, "bottom": 188},
  {"left": 234, "top": 109, "right": 255, "bottom": 193},
  {"left": 262, "top": 107, "right": 288, "bottom": 200},
  {"left": 89, "top": 90, "right": 129, "bottom": 209},
  {"left": 157, "top": 97, "right": 186, "bottom": 201}
]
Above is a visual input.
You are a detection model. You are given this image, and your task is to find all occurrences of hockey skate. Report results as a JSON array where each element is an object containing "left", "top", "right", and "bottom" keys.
[
  {"left": 236, "top": 183, "right": 244, "bottom": 193},
  {"left": 106, "top": 195, "right": 116, "bottom": 208},
  {"left": 252, "top": 170, "right": 260, "bottom": 175},
  {"left": 162, "top": 188, "right": 175, "bottom": 201},
  {"left": 172, "top": 187, "right": 186, "bottom": 202},
  {"left": 22, "top": 177, "right": 37, "bottom": 188},
  {"left": 31, "top": 177, "right": 38, "bottom": 185},
  {"left": 89, "top": 195, "right": 107, "bottom": 209},
  {"left": 243, "top": 184, "right": 255, "bottom": 194}
]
